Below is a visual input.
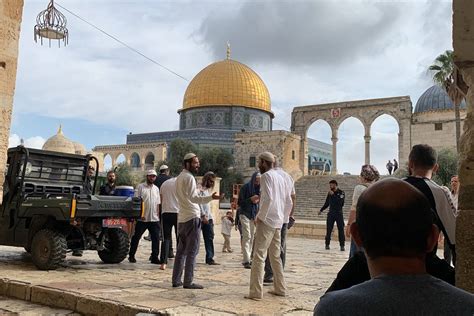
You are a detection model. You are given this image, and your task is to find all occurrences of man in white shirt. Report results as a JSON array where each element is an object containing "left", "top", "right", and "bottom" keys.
[
  {"left": 246, "top": 152, "right": 287, "bottom": 301},
  {"left": 264, "top": 165, "right": 295, "bottom": 283},
  {"left": 172, "top": 153, "right": 223, "bottom": 289},
  {"left": 159, "top": 177, "right": 179, "bottom": 270},
  {"left": 128, "top": 169, "right": 161, "bottom": 264}
]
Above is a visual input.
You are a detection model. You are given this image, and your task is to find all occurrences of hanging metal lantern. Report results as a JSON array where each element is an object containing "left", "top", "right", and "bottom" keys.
[{"left": 34, "top": 0, "right": 69, "bottom": 47}]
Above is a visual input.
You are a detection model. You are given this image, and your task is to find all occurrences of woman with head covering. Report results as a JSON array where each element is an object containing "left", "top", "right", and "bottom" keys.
[
  {"left": 199, "top": 171, "right": 219, "bottom": 265},
  {"left": 345, "top": 164, "right": 380, "bottom": 258}
]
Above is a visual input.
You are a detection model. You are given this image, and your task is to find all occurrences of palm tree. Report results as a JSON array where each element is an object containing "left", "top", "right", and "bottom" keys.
[{"left": 429, "top": 50, "right": 464, "bottom": 152}]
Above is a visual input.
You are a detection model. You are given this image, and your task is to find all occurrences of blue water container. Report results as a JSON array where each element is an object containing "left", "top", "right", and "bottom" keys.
[{"left": 114, "top": 186, "right": 135, "bottom": 197}]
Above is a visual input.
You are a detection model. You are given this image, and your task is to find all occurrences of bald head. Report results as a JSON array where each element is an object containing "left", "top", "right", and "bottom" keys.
[{"left": 355, "top": 178, "right": 435, "bottom": 259}]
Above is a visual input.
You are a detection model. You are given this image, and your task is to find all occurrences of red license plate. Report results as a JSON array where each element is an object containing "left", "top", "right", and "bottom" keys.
[{"left": 102, "top": 218, "right": 127, "bottom": 227}]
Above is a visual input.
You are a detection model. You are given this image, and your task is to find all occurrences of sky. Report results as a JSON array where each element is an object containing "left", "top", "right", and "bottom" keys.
[{"left": 9, "top": 0, "right": 452, "bottom": 174}]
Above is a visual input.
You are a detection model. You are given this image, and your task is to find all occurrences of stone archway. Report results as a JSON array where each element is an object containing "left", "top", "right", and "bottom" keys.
[
  {"left": 144, "top": 152, "right": 155, "bottom": 170},
  {"left": 93, "top": 143, "right": 167, "bottom": 171},
  {"left": 130, "top": 152, "right": 140, "bottom": 169},
  {"left": 291, "top": 96, "right": 412, "bottom": 175}
]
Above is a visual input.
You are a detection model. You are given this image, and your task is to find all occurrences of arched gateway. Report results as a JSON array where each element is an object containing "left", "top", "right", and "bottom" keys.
[
  {"left": 291, "top": 96, "right": 412, "bottom": 175},
  {"left": 93, "top": 143, "right": 167, "bottom": 171}
]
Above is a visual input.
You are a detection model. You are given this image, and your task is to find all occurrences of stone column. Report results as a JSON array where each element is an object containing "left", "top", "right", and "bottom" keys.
[
  {"left": 331, "top": 137, "right": 338, "bottom": 175},
  {"left": 0, "top": 1, "right": 24, "bottom": 203},
  {"left": 300, "top": 137, "right": 308, "bottom": 176},
  {"left": 140, "top": 155, "right": 146, "bottom": 171},
  {"left": 397, "top": 117, "right": 412, "bottom": 169},
  {"left": 454, "top": 0, "right": 474, "bottom": 293},
  {"left": 364, "top": 135, "right": 371, "bottom": 165},
  {"left": 456, "top": 67, "right": 474, "bottom": 292}
]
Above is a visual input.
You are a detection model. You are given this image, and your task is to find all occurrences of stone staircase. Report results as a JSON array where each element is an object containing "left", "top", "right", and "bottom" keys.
[{"left": 294, "top": 175, "right": 361, "bottom": 221}]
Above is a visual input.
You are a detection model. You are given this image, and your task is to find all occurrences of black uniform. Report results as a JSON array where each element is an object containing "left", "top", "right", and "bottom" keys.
[
  {"left": 320, "top": 189, "right": 345, "bottom": 248},
  {"left": 153, "top": 173, "right": 174, "bottom": 258},
  {"left": 99, "top": 183, "right": 116, "bottom": 196}
]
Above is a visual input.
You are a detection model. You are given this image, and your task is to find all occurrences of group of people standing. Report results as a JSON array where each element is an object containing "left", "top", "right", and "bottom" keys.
[
  {"left": 385, "top": 158, "right": 398, "bottom": 175},
  {"left": 314, "top": 144, "right": 474, "bottom": 315},
  {"left": 106, "top": 150, "right": 296, "bottom": 297}
]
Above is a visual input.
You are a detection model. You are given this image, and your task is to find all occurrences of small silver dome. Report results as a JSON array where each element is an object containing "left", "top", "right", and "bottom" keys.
[{"left": 414, "top": 85, "right": 466, "bottom": 113}]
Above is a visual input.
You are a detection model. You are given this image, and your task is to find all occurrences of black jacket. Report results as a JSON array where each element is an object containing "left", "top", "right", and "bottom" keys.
[
  {"left": 99, "top": 183, "right": 116, "bottom": 196},
  {"left": 154, "top": 174, "right": 172, "bottom": 189},
  {"left": 320, "top": 189, "right": 345, "bottom": 213}
]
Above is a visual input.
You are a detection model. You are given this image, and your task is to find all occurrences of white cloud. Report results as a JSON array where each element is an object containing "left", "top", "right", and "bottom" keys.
[
  {"left": 13, "top": 0, "right": 453, "bottom": 175},
  {"left": 9, "top": 134, "right": 45, "bottom": 149}
]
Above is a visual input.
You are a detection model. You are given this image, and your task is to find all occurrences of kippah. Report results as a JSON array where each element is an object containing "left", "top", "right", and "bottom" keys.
[
  {"left": 259, "top": 151, "right": 275, "bottom": 163},
  {"left": 184, "top": 153, "right": 197, "bottom": 160}
]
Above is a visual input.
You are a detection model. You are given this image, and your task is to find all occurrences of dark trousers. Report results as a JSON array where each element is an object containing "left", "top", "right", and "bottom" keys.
[
  {"left": 172, "top": 218, "right": 201, "bottom": 286},
  {"left": 160, "top": 213, "right": 178, "bottom": 264},
  {"left": 444, "top": 238, "right": 452, "bottom": 266},
  {"left": 264, "top": 223, "right": 287, "bottom": 280},
  {"left": 129, "top": 221, "right": 160, "bottom": 259},
  {"left": 202, "top": 219, "right": 215, "bottom": 263},
  {"left": 326, "top": 211, "right": 345, "bottom": 247}
]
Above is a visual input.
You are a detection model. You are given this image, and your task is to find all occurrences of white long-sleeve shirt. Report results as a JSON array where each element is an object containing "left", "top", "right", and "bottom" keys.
[
  {"left": 176, "top": 169, "right": 213, "bottom": 223},
  {"left": 257, "top": 168, "right": 287, "bottom": 228},
  {"left": 275, "top": 167, "right": 295, "bottom": 224},
  {"left": 426, "top": 180, "right": 457, "bottom": 244}
]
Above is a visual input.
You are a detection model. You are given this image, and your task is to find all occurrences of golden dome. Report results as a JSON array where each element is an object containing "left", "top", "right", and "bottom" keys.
[
  {"left": 42, "top": 125, "right": 76, "bottom": 154},
  {"left": 182, "top": 59, "right": 272, "bottom": 114}
]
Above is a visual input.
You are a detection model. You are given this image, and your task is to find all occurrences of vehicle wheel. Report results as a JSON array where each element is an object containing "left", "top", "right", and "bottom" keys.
[
  {"left": 31, "top": 229, "right": 67, "bottom": 270},
  {"left": 98, "top": 228, "right": 129, "bottom": 264}
]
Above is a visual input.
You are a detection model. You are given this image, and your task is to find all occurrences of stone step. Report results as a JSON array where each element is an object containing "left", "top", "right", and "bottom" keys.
[{"left": 294, "top": 175, "right": 361, "bottom": 221}]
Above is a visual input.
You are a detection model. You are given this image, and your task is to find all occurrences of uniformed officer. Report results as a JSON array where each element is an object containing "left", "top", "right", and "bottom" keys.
[{"left": 318, "top": 180, "right": 345, "bottom": 251}]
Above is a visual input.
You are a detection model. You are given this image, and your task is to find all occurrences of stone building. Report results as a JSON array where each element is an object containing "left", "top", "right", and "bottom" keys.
[
  {"left": 94, "top": 53, "right": 332, "bottom": 174},
  {"left": 411, "top": 84, "right": 466, "bottom": 151},
  {"left": 120, "top": 55, "right": 274, "bottom": 151},
  {"left": 234, "top": 130, "right": 302, "bottom": 180}
]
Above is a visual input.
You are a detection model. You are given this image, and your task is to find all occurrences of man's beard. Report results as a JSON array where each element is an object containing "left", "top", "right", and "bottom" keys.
[{"left": 186, "top": 164, "right": 198, "bottom": 175}]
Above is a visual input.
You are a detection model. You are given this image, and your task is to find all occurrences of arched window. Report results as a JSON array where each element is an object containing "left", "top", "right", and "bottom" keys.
[
  {"left": 130, "top": 153, "right": 140, "bottom": 168},
  {"left": 145, "top": 153, "right": 154, "bottom": 170}
]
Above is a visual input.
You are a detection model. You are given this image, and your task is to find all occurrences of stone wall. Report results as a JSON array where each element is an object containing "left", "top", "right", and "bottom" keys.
[
  {"left": 179, "top": 106, "right": 272, "bottom": 132},
  {"left": 93, "top": 143, "right": 167, "bottom": 171},
  {"left": 411, "top": 110, "right": 466, "bottom": 151},
  {"left": 0, "top": 1, "right": 24, "bottom": 203},
  {"left": 234, "top": 130, "right": 303, "bottom": 181},
  {"left": 454, "top": 0, "right": 474, "bottom": 293}
]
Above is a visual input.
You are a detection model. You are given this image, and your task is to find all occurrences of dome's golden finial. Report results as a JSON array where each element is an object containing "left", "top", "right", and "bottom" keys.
[
  {"left": 226, "top": 41, "right": 231, "bottom": 60},
  {"left": 57, "top": 124, "right": 63, "bottom": 135}
]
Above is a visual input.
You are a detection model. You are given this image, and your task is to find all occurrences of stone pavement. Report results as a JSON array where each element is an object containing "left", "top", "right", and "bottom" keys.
[
  {"left": 0, "top": 225, "right": 349, "bottom": 315},
  {"left": 0, "top": 295, "right": 79, "bottom": 315}
]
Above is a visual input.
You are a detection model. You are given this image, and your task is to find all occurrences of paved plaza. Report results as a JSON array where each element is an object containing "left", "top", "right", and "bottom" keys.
[
  {"left": 0, "top": 295, "right": 79, "bottom": 315},
  {"left": 0, "top": 225, "right": 348, "bottom": 315}
]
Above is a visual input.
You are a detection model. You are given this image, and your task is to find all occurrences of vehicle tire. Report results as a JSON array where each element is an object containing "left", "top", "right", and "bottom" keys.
[
  {"left": 98, "top": 228, "right": 129, "bottom": 264},
  {"left": 31, "top": 229, "right": 67, "bottom": 270}
]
